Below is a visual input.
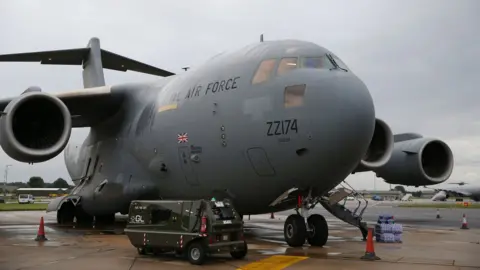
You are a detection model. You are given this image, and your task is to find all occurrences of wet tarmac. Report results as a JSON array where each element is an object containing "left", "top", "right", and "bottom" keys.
[
  {"left": 277, "top": 201, "right": 480, "bottom": 229},
  {"left": 0, "top": 207, "right": 479, "bottom": 269}
]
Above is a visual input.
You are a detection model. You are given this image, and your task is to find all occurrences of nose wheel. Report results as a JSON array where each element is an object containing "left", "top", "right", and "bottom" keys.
[
  {"left": 284, "top": 215, "right": 307, "bottom": 247},
  {"left": 283, "top": 195, "right": 329, "bottom": 247}
]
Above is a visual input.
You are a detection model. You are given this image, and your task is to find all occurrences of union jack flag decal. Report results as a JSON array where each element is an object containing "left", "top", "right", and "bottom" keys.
[{"left": 177, "top": 133, "right": 188, "bottom": 143}]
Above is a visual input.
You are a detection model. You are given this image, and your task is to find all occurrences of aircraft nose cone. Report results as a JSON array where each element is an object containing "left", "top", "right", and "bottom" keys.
[{"left": 304, "top": 70, "right": 376, "bottom": 179}]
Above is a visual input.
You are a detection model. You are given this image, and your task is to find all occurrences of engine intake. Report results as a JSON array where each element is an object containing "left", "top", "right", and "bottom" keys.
[
  {"left": 353, "top": 118, "right": 394, "bottom": 172},
  {"left": 0, "top": 91, "right": 72, "bottom": 163},
  {"left": 374, "top": 137, "right": 454, "bottom": 186}
]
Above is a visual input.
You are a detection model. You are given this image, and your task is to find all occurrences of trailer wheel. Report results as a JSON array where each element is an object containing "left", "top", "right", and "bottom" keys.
[
  {"left": 230, "top": 241, "right": 248, "bottom": 259},
  {"left": 187, "top": 241, "right": 206, "bottom": 265},
  {"left": 137, "top": 247, "right": 146, "bottom": 255}
]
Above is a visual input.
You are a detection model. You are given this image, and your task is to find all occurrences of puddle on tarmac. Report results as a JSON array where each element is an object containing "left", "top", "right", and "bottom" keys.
[
  {"left": 257, "top": 247, "right": 288, "bottom": 255},
  {"left": 12, "top": 240, "right": 71, "bottom": 247},
  {"left": 0, "top": 225, "right": 40, "bottom": 230}
]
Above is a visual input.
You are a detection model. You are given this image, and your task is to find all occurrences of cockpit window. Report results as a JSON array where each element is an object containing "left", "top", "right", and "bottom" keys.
[
  {"left": 330, "top": 55, "right": 349, "bottom": 70},
  {"left": 277, "top": 57, "right": 298, "bottom": 75},
  {"left": 252, "top": 59, "right": 277, "bottom": 84},
  {"left": 300, "top": 56, "right": 335, "bottom": 70}
]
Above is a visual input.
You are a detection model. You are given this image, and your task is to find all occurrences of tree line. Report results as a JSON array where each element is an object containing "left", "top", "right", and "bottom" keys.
[{"left": 1, "top": 176, "right": 73, "bottom": 190}]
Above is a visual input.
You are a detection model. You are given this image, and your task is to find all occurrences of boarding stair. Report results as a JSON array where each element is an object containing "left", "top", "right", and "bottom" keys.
[{"left": 319, "top": 182, "right": 369, "bottom": 240}]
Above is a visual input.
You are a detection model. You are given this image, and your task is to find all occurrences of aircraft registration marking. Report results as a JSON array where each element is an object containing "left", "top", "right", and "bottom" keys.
[
  {"left": 237, "top": 255, "right": 308, "bottom": 270},
  {"left": 266, "top": 119, "right": 298, "bottom": 136}
]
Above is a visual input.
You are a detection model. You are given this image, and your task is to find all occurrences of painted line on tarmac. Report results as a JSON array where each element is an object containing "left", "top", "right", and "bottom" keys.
[{"left": 237, "top": 255, "right": 308, "bottom": 270}]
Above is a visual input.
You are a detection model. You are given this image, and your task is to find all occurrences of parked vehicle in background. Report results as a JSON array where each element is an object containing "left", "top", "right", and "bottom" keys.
[{"left": 18, "top": 194, "right": 35, "bottom": 204}]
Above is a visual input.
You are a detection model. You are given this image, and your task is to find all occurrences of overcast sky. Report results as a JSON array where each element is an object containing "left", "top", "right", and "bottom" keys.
[{"left": 0, "top": 0, "right": 478, "bottom": 191}]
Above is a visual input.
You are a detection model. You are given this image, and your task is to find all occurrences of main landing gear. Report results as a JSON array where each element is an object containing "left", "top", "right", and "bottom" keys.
[
  {"left": 57, "top": 201, "right": 115, "bottom": 228},
  {"left": 284, "top": 194, "right": 328, "bottom": 247}
]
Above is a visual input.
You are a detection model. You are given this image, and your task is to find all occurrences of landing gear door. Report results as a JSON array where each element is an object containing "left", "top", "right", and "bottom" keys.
[{"left": 178, "top": 146, "right": 199, "bottom": 186}]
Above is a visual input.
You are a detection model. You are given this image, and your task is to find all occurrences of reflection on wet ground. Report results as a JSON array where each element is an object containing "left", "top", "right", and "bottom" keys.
[{"left": 0, "top": 209, "right": 479, "bottom": 269}]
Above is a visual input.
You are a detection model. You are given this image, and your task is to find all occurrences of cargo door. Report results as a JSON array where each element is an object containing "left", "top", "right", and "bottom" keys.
[{"left": 178, "top": 146, "right": 199, "bottom": 185}]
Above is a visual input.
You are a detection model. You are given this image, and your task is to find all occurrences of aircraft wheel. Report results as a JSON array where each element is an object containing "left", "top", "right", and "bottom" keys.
[
  {"left": 95, "top": 214, "right": 115, "bottom": 227},
  {"left": 284, "top": 214, "right": 307, "bottom": 247},
  {"left": 307, "top": 214, "right": 328, "bottom": 247},
  {"left": 75, "top": 207, "right": 94, "bottom": 227},
  {"left": 230, "top": 240, "right": 248, "bottom": 259},
  {"left": 57, "top": 203, "right": 75, "bottom": 224},
  {"left": 187, "top": 241, "right": 207, "bottom": 265}
]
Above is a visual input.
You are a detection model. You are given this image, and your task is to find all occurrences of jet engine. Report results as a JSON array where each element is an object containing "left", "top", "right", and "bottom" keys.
[
  {"left": 374, "top": 137, "right": 454, "bottom": 186},
  {"left": 0, "top": 91, "right": 72, "bottom": 163},
  {"left": 353, "top": 118, "right": 394, "bottom": 172}
]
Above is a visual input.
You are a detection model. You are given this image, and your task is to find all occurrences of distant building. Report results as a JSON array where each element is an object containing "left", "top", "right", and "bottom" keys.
[
  {"left": 358, "top": 190, "right": 403, "bottom": 200},
  {"left": 15, "top": 188, "right": 70, "bottom": 197},
  {"left": 418, "top": 189, "right": 436, "bottom": 199},
  {"left": 4, "top": 186, "right": 19, "bottom": 193}
]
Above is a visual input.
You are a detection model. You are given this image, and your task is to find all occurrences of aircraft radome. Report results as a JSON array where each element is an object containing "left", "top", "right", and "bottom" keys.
[{"left": 0, "top": 37, "right": 454, "bottom": 247}]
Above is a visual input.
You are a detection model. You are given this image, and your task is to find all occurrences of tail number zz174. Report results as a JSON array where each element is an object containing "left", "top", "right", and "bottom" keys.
[{"left": 266, "top": 119, "right": 298, "bottom": 136}]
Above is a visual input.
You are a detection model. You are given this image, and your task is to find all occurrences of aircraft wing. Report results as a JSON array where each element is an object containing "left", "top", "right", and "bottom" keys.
[
  {"left": 0, "top": 86, "right": 124, "bottom": 127},
  {"left": 434, "top": 188, "right": 472, "bottom": 197},
  {"left": 0, "top": 37, "right": 175, "bottom": 128}
]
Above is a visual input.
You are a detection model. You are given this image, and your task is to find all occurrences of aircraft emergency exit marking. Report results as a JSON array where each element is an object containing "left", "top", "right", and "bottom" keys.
[
  {"left": 184, "top": 76, "right": 241, "bottom": 99},
  {"left": 267, "top": 119, "right": 298, "bottom": 136}
]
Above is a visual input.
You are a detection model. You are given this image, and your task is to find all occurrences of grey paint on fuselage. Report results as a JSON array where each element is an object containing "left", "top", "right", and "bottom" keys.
[
  {"left": 431, "top": 184, "right": 480, "bottom": 202},
  {"left": 65, "top": 40, "right": 376, "bottom": 216}
]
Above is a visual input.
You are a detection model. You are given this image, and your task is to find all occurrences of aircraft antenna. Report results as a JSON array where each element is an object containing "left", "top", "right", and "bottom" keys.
[{"left": 260, "top": 34, "right": 264, "bottom": 42}]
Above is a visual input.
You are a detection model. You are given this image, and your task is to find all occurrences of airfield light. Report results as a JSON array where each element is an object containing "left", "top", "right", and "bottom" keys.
[{"left": 3, "top": 165, "right": 12, "bottom": 197}]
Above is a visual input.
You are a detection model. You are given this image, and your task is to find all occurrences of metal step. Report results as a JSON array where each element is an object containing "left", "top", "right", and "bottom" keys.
[
  {"left": 327, "top": 187, "right": 354, "bottom": 204},
  {"left": 320, "top": 199, "right": 368, "bottom": 240}
]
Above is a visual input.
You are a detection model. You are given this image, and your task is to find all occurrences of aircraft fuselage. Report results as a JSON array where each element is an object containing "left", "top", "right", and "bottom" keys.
[{"left": 64, "top": 40, "right": 376, "bottom": 216}]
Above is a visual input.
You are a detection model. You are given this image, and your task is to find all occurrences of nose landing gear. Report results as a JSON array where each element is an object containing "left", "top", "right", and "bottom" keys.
[{"left": 283, "top": 193, "right": 329, "bottom": 247}]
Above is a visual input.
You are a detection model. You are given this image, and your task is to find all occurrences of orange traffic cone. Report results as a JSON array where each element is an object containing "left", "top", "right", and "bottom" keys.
[
  {"left": 270, "top": 212, "right": 275, "bottom": 219},
  {"left": 35, "top": 216, "right": 48, "bottom": 241},
  {"left": 360, "top": 227, "right": 380, "bottom": 261},
  {"left": 461, "top": 213, "right": 469, "bottom": 229}
]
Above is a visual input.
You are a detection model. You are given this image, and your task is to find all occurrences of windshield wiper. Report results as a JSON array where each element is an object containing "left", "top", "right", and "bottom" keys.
[{"left": 327, "top": 54, "right": 348, "bottom": 72}]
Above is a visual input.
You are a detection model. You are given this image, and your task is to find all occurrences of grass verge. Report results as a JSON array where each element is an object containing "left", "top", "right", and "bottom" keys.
[
  {"left": 0, "top": 203, "right": 48, "bottom": 211},
  {"left": 398, "top": 203, "right": 480, "bottom": 209}
]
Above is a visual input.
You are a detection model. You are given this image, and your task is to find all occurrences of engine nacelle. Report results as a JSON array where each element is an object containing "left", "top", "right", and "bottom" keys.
[
  {"left": 353, "top": 118, "right": 394, "bottom": 172},
  {"left": 374, "top": 137, "right": 454, "bottom": 186},
  {"left": 0, "top": 91, "right": 72, "bottom": 163}
]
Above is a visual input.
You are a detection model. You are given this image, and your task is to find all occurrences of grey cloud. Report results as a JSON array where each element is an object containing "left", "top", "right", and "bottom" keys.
[{"left": 0, "top": 0, "right": 478, "bottom": 188}]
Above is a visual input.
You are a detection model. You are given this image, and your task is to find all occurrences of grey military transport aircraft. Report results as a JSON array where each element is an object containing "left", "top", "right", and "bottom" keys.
[
  {"left": 431, "top": 182, "right": 480, "bottom": 202},
  {"left": 0, "top": 37, "right": 454, "bottom": 247}
]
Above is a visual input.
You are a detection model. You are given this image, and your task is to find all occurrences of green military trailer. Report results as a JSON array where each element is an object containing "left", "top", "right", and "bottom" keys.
[{"left": 124, "top": 198, "right": 248, "bottom": 265}]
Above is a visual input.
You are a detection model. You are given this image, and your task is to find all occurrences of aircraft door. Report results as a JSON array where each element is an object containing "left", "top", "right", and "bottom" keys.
[
  {"left": 178, "top": 146, "right": 199, "bottom": 185},
  {"left": 246, "top": 147, "right": 276, "bottom": 176}
]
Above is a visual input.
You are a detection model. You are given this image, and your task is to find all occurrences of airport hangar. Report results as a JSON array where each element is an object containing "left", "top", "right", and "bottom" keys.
[{"left": 15, "top": 188, "right": 70, "bottom": 197}]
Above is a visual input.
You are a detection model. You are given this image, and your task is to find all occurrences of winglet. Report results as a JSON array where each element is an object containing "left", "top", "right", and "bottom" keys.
[{"left": 0, "top": 37, "right": 175, "bottom": 88}]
